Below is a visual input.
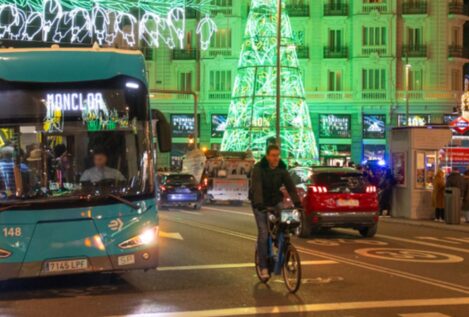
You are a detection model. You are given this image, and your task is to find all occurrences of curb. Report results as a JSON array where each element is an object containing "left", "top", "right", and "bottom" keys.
[{"left": 379, "top": 217, "right": 469, "bottom": 234}]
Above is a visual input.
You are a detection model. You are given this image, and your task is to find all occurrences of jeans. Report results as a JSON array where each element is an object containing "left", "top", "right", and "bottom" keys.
[
  {"left": 435, "top": 208, "right": 445, "bottom": 220},
  {"left": 253, "top": 208, "right": 269, "bottom": 269}
]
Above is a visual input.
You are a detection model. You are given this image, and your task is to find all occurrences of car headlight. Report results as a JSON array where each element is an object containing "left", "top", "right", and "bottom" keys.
[
  {"left": 118, "top": 226, "right": 159, "bottom": 249},
  {"left": 0, "top": 248, "right": 11, "bottom": 258}
]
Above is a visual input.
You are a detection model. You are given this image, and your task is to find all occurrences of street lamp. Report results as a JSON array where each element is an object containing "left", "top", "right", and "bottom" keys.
[{"left": 276, "top": 0, "right": 282, "bottom": 146}]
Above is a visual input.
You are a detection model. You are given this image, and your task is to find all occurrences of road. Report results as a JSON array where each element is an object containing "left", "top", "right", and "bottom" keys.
[{"left": 1, "top": 204, "right": 469, "bottom": 317}]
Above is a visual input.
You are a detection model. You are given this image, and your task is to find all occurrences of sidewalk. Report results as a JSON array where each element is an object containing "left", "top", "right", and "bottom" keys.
[{"left": 379, "top": 216, "right": 469, "bottom": 233}]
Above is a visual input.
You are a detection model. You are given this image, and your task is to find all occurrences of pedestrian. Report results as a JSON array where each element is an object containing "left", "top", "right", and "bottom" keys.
[
  {"left": 379, "top": 169, "right": 395, "bottom": 216},
  {"left": 432, "top": 169, "right": 446, "bottom": 222},
  {"left": 462, "top": 170, "right": 469, "bottom": 223}
]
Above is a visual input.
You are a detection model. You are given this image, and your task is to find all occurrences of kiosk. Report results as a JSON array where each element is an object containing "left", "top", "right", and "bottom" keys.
[{"left": 391, "top": 127, "right": 452, "bottom": 219}]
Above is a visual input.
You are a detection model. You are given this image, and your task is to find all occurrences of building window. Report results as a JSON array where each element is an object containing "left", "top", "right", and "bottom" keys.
[
  {"left": 212, "top": 0, "right": 233, "bottom": 15},
  {"left": 364, "top": 0, "right": 386, "bottom": 3},
  {"left": 328, "top": 71, "right": 342, "bottom": 91},
  {"left": 407, "top": 27, "right": 423, "bottom": 48},
  {"left": 328, "top": 29, "right": 343, "bottom": 50},
  {"left": 409, "top": 69, "right": 423, "bottom": 91},
  {"left": 178, "top": 72, "right": 192, "bottom": 91},
  {"left": 362, "top": 27, "right": 387, "bottom": 46},
  {"left": 211, "top": 28, "right": 232, "bottom": 49},
  {"left": 362, "top": 69, "right": 386, "bottom": 90},
  {"left": 210, "top": 70, "right": 232, "bottom": 91},
  {"left": 451, "top": 27, "right": 461, "bottom": 46},
  {"left": 451, "top": 69, "right": 462, "bottom": 91}
]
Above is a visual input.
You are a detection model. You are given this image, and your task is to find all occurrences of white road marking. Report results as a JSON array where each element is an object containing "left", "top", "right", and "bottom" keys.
[
  {"left": 178, "top": 210, "right": 202, "bottom": 216},
  {"left": 159, "top": 231, "right": 184, "bottom": 241},
  {"left": 445, "top": 237, "right": 469, "bottom": 244},
  {"left": 416, "top": 236, "right": 462, "bottom": 245},
  {"left": 399, "top": 313, "right": 451, "bottom": 317},
  {"left": 107, "top": 297, "right": 469, "bottom": 317},
  {"left": 374, "top": 233, "right": 469, "bottom": 254},
  {"left": 354, "top": 248, "right": 464, "bottom": 263},
  {"left": 164, "top": 217, "right": 469, "bottom": 294},
  {"left": 157, "top": 260, "right": 337, "bottom": 272},
  {"left": 203, "top": 206, "right": 254, "bottom": 217}
]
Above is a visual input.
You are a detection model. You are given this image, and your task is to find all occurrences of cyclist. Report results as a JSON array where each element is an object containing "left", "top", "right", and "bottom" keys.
[{"left": 250, "top": 144, "right": 302, "bottom": 279}]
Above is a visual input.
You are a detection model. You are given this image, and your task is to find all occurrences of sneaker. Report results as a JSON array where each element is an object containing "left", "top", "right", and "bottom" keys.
[
  {"left": 434, "top": 218, "right": 439, "bottom": 222},
  {"left": 260, "top": 268, "right": 270, "bottom": 279}
]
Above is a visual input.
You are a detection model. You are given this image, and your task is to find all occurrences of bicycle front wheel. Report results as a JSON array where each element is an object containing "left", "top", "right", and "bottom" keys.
[{"left": 282, "top": 244, "right": 301, "bottom": 293}]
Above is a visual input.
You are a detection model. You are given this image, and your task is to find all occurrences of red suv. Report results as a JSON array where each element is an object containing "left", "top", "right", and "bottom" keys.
[{"left": 293, "top": 167, "right": 379, "bottom": 238}]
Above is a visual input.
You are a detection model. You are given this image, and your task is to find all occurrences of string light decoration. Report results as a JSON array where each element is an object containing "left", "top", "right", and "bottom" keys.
[
  {"left": 0, "top": 0, "right": 217, "bottom": 49},
  {"left": 220, "top": 0, "right": 318, "bottom": 165}
]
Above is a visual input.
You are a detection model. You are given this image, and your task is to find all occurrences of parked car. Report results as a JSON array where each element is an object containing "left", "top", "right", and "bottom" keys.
[
  {"left": 288, "top": 167, "right": 379, "bottom": 238},
  {"left": 158, "top": 173, "right": 204, "bottom": 210}
]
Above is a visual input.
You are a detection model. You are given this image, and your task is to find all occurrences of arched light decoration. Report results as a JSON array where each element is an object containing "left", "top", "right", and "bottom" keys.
[{"left": 0, "top": 0, "right": 217, "bottom": 49}]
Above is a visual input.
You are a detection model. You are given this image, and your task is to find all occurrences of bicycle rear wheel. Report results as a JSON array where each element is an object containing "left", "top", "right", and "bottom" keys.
[
  {"left": 282, "top": 244, "right": 301, "bottom": 293},
  {"left": 255, "top": 248, "right": 270, "bottom": 283}
]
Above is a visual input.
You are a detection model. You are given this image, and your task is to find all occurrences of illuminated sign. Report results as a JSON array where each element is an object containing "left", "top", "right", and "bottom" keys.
[
  {"left": 449, "top": 117, "right": 469, "bottom": 135},
  {"left": 0, "top": 0, "right": 217, "bottom": 49},
  {"left": 398, "top": 115, "right": 430, "bottom": 127},
  {"left": 211, "top": 114, "right": 227, "bottom": 138},
  {"left": 46, "top": 92, "right": 106, "bottom": 113},
  {"left": 171, "top": 114, "right": 200, "bottom": 138},
  {"left": 363, "top": 115, "right": 385, "bottom": 139},
  {"left": 319, "top": 115, "right": 351, "bottom": 139}
]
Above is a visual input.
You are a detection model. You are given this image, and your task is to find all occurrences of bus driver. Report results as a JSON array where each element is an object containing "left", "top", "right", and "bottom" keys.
[{"left": 80, "top": 148, "right": 125, "bottom": 183}]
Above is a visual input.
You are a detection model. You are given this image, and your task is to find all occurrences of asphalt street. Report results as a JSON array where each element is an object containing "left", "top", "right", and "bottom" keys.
[{"left": 1, "top": 204, "right": 468, "bottom": 317}]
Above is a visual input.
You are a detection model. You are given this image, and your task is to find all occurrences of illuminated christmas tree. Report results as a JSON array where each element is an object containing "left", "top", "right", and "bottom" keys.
[{"left": 221, "top": 0, "right": 318, "bottom": 165}]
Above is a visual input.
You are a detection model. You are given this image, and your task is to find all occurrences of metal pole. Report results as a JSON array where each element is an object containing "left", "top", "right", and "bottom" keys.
[
  {"left": 276, "top": 0, "right": 282, "bottom": 146},
  {"left": 150, "top": 89, "right": 198, "bottom": 149},
  {"left": 405, "top": 54, "right": 411, "bottom": 126}
]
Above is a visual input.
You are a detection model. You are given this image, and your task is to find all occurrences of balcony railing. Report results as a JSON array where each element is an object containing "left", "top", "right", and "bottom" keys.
[
  {"left": 208, "top": 91, "right": 231, "bottom": 100},
  {"left": 296, "top": 46, "right": 309, "bottom": 59},
  {"left": 362, "top": 46, "right": 387, "bottom": 56},
  {"left": 402, "top": 45, "right": 427, "bottom": 58},
  {"left": 448, "top": 2, "right": 469, "bottom": 16},
  {"left": 402, "top": 1, "right": 428, "bottom": 14},
  {"left": 362, "top": 90, "right": 388, "bottom": 100},
  {"left": 324, "top": 47, "right": 349, "bottom": 58},
  {"left": 448, "top": 45, "right": 469, "bottom": 58},
  {"left": 207, "top": 48, "right": 232, "bottom": 57},
  {"left": 212, "top": 6, "right": 233, "bottom": 16},
  {"left": 362, "top": 3, "right": 389, "bottom": 14},
  {"left": 172, "top": 49, "right": 197, "bottom": 60},
  {"left": 324, "top": 3, "right": 349, "bottom": 16},
  {"left": 285, "top": 5, "right": 310, "bottom": 17},
  {"left": 305, "top": 90, "right": 461, "bottom": 102}
]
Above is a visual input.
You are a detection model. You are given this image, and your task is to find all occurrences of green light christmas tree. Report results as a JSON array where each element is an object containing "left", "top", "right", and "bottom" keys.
[{"left": 221, "top": 0, "right": 318, "bottom": 165}]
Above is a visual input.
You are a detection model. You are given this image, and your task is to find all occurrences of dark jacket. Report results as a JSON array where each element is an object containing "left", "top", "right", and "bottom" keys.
[
  {"left": 249, "top": 157, "right": 300, "bottom": 209},
  {"left": 446, "top": 172, "right": 466, "bottom": 194}
]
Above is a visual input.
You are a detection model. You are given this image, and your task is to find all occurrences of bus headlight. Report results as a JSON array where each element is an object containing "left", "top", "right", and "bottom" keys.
[
  {"left": 118, "top": 227, "right": 159, "bottom": 249},
  {"left": 0, "top": 248, "right": 11, "bottom": 258}
]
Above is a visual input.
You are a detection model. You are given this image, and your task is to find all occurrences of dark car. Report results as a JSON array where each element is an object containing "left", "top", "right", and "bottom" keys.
[
  {"left": 294, "top": 167, "right": 379, "bottom": 238},
  {"left": 158, "top": 173, "right": 204, "bottom": 210}
]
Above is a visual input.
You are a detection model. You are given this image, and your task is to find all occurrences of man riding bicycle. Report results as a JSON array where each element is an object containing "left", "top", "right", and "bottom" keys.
[{"left": 250, "top": 145, "right": 302, "bottom": 279}]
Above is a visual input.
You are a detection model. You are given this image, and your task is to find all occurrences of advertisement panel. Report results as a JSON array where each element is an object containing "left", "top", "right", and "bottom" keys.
[
  {"left": 363, "top": 115, "right": 386, "bottom": 139},
  {"left": 171, "top": 114, "right": 200, "bottom": 138},
  {"left": 319, "top": 114, "right": 351, "bottom": 138},
  {"left": 211, "top": 114, "right": 227, "bottom": 138}
]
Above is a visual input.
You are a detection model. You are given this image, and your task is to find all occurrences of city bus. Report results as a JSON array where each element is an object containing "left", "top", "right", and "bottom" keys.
[{"left": 0, "top": 47, "right": 171, "bottom": 280}]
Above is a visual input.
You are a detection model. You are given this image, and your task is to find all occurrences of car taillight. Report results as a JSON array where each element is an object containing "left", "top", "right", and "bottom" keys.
[
  {"left": 197, "top": 185, "right": 202, "bottom": 191},
  {"left": 311, "top": 185, "right": 328, "bottom": 193},
  {"left": 159, "top": 185, "right": 166, "bottom": 192},
  {"left": 366, "top": 185, "right": 377, "bottom": 193},
  {"left": 203, "top": 178, "right": 208, "bottom": 186}
]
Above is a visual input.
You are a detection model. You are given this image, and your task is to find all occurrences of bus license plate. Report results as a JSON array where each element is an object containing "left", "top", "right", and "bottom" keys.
[
  {"left": 337, "top": 199, "right": 359, "bottom": 207},
  {"left": 46, "top": 259, "right": 88, "bottom": 273}
]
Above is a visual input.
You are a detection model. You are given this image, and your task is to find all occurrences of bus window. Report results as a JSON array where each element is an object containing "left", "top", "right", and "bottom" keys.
[{"left": 0, "top": 76, "right": 153, "bottom": 205}]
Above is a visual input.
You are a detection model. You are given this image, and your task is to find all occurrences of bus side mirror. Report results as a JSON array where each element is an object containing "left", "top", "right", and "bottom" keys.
[{"left": 151, "top": 110, "right": 172, "bottom": 153}]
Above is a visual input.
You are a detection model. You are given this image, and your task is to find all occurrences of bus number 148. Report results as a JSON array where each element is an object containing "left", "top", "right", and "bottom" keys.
[{"left": 2, "top": 227, "right": 22, "bottom": 237}]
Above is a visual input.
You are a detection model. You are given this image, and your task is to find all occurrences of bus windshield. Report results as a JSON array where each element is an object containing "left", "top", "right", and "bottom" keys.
[{"left": 0, "top": 76, "right": 153, "bottom": 207}]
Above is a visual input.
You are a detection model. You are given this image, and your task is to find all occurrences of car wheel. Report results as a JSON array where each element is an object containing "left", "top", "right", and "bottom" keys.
[
  {"left": 296, "top": 209, "right": 312, "bottom": 238},
  {"left": 359, "top": 224, "right": 378, "bottom": 238}
]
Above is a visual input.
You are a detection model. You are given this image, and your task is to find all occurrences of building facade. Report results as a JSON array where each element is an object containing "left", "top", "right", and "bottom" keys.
[{"left": 147, "top": 0, "right": 469, "bottom": 168}]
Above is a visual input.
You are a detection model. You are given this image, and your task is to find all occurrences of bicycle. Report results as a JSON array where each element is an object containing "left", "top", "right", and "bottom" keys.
[{"left": 255, "top": 207, "right": 302, "bottom": 293}]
